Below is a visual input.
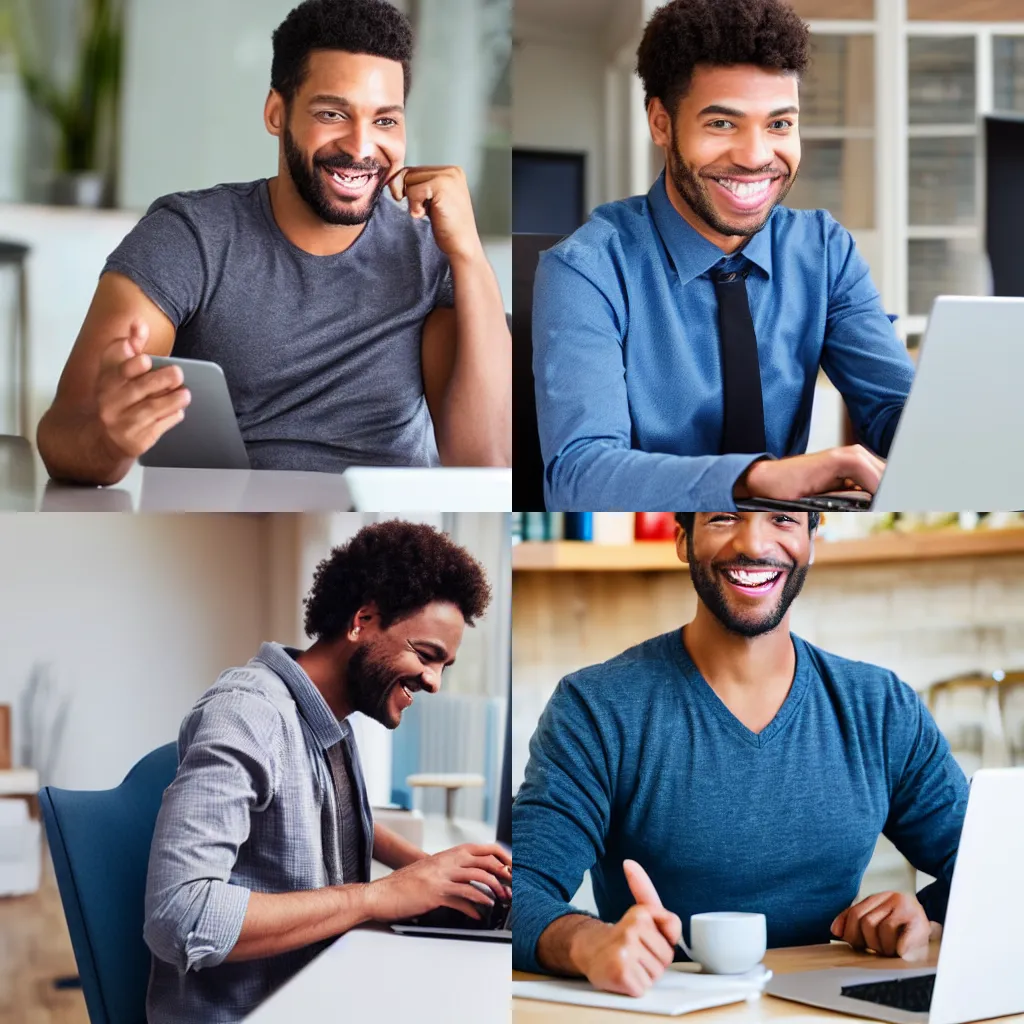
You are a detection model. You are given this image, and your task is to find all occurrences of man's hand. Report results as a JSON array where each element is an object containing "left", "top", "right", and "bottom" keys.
[
  {"left": 572, "top": 860, "right": 682, "bottom": 998},
  {"left": 738, "top": 445, "right": 885, "bottom": 501},
  {"left": 367, "top": 842, "right": 511, "bottom": 923},
  {"left": 95, "top": 319, "right": 190, "bottom": 461},
  {"left": 831, "top": 891, "right": 934, "bottom": 962},
  {"left": 389, "top": 166, "right": 483, "bottom": 264}
]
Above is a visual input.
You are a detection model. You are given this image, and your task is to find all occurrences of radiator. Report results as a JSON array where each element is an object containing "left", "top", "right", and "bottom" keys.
[{"left": 391, "top": 694, "right": 507, "bottom": 824}]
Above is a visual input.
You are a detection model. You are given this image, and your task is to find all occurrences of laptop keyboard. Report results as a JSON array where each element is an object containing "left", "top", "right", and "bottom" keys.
[{"left": 841, "top": 973, "right": 936, "bottom": 1014}]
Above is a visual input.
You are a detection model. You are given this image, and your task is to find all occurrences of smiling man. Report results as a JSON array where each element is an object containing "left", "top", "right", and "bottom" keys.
[
  {"left": 532, "top": 0, "right": 913, "bottom": 511},
  {"left": 38, "top": 0, "right": 510, "bottom": 485},
  {"left": 512, "top": 511, "right": 967, "bottom": 998},
  {"left": 144, "top": 521, "right": 511, "bottom": 1024}
]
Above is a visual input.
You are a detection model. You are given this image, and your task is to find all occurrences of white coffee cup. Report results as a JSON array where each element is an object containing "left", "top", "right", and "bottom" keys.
[{"left": 678, "top": 912, "right": 767, "bottom": 975}]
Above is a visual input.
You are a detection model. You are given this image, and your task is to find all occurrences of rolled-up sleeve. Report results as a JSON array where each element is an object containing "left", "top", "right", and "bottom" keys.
[{"left": 144, "top": 690, "right": 282, "bottom": 973}]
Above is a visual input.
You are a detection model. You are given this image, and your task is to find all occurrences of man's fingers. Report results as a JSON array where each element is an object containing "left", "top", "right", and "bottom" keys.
[
  {"left": 128, "top": 318, "right": 150, "bottom": 353},
  {"left": 112, "top": 367, "right": 186, "bottom": 413},
  {"left": 636, "top": 918, "right": 676, "bottom": 967},
  {"left": 448, "top": 881, "right": 496, "bottom": 907},
  {"left": 831, "top": 909, "right": 849, "bottom": 937},
  {"left": 894, "top": 910, "right": 931, "bottom": 962},
  {"left": 841, "top": 893, "right": 893, "bottom": 948},
  {"left": 624, "top": 860, "right": 664, "bottom": 910},
  {"left": 465, "top": 843, "right": 511, "bottom": 866},
  {"left": 441, "top": 895, "right": 482, "bottom": 921},
  {"left": 452, "top": 868, "right": 508, "bottom": 901},
  {"left": 859, "top": 906, "right": 891, "bottom": 955},
  {"left": 387, "top": 166, "right": 409, "bottom": 201}
]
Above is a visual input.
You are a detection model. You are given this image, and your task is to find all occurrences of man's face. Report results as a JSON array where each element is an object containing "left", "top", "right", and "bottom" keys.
[
  {"left": 655, "top": 63, "right": 801, "bottom": 240},
  {"left": 681, "top": 512, "right": 812, "bottom": 637},
  {"left": 345, "top": 600, "right": 466, "bottom": 730},
  {"left": 274, "top": 49, "right": 406, "bottom": 225}
]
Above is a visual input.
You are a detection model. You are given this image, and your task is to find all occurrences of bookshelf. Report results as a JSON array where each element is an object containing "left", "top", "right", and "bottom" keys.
[{"left": 512, "top": 528, "right": 1024, "bottom": 572}]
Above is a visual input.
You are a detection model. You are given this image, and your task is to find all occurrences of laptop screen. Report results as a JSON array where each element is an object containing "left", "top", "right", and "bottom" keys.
[{"left": 497, "top": 662, "right": 511, "bottom": 848}]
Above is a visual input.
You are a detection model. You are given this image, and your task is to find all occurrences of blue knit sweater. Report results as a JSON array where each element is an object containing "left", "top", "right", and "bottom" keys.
[{"left": 512, "top": 630, "right": 968, "bottom": 973}]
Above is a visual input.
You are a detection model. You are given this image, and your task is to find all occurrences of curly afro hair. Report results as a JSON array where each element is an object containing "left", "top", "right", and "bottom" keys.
[
  {"left": 271, "top": 0, "right": 414, "bottom": 104},
  {"left": 675, "top": 511, "right": 820, "bottom": 534},
  {"left": 636, "top": 0, "right": 809, "bottom": 115},
  {"left": 303, "top": 520, "right": 492, "bottom": 641}
]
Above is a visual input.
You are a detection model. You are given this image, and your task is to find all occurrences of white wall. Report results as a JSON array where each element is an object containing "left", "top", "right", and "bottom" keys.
[
  {"left": 0, "top": 514, "right": 267, "bottom": 791},
  {"left": 512, "top": 38, "right": 605, "bottom": 212}
]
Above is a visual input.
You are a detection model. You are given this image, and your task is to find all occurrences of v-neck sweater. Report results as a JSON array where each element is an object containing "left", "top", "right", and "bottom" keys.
[{"left": 511, "top": 629, "right": 968, "bottom": 973}]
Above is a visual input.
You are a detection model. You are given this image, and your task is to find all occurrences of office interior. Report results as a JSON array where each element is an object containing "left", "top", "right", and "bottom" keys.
[
  {"left": 0, "top": 0, "right": 511, "bottom": 442},
  {"left": 0, "top": 511, "right": 511, "bottom": 1024},
  {"left": 512, "top": 511, "right": 1024, "bottom": 917},
  {"left": 512, "top": 0, "right": 1024, "bottom": 457}
]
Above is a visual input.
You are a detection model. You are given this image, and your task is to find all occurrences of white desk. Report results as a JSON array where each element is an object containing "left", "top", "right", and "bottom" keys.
[
  {"left": 244, "top": 927, "right": 510, "bottom": 1024},
  {"left": 0, "top": 444, "right": 511, "bottom": 510}
]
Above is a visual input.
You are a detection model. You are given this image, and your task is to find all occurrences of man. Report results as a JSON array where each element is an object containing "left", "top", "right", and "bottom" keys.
[
  {"left": 145, "top": 521, "right": 512, "bottom": 1023},
  {"left": 38, "top": 0, "right": 510, "bottom": 485},
  {"left": 532, "top": 0, "right": 913, "bottom": 511},
  {"left": 512, "top": 512, "right": 966, "bottom": 998}
]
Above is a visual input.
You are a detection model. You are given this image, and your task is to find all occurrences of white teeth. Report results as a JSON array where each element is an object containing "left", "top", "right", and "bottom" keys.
[
  {"left": 402, "top": 685, "right": 413, "bottom": 700},
  {"left": 725, "top": 568, "right": 781, "bottom": 587},
  {"left": 718, "top": 178, "right": 771, "bottom": 198}
]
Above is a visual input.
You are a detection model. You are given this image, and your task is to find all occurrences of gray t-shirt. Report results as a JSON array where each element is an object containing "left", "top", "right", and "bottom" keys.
[{"left": 104, "top": 179, "right": 454, "bottom": 472}]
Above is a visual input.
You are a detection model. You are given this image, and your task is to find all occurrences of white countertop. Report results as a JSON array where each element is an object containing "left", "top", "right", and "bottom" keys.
[
  {"left": 0, "top": 445, "right": 511, "bottom": 511},
  {"left": 243, "top": 927, "right": 509, "bottom": 1024}
]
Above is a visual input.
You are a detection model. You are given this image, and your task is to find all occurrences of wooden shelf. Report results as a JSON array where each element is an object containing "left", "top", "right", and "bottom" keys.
[{"left": 512, "top": 528, "right": 1024, "bottom": 572}]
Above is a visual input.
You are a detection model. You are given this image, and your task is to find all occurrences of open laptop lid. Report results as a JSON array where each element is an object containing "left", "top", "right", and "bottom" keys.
[
  {"left": 928, "top": 768, "right": 1024, "bottom": 1024},
  {"left": 873, "top": 296, "right": 1024, "bottom": 511}
]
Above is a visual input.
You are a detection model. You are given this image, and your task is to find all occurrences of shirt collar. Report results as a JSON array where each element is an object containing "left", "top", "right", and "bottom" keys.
[
  {"left": 253, "top": 641, "right": 345, "bottom": 750},
  {"left": 647, "top": 170, "right": 774, "bottom": 283}
]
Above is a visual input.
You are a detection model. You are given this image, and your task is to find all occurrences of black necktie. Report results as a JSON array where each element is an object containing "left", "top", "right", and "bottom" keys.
[{"left": 714, "top": 266, "right": 767, "bottom": 454}]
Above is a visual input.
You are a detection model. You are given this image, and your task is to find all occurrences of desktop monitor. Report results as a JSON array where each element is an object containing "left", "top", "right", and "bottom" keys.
[
  {"left": 512, "top": 149, "right": 586, "bottom": 235},
  {"left": 985, "top": 113, "right": 1024, "bottom": 297}
]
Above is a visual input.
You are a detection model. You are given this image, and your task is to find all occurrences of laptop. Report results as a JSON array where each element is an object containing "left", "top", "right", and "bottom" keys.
[
  {"left": 340, "top": 467, "right": 512, "bottom": 512},
  {"left": 766, "top": 767, "right": 1024, "bottom": 1024},
  {"left": 738, "top": 295, "right": 1024, "bottom": 513},
  {"left": 391, "top": 675, "right": 512, "bottom": 944},
  {"left": 139, "top": 356, "right": 250, "bottom": 470}
]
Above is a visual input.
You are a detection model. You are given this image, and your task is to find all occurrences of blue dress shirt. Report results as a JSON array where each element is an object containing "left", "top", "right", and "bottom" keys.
[{"left": 532, "top": 173, "right": 915, "bottom": 511}]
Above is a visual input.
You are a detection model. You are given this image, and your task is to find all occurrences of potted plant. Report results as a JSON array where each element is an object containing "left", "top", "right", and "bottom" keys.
[{"left": 13, "top": 0, "right": 123, "bottom": 206}]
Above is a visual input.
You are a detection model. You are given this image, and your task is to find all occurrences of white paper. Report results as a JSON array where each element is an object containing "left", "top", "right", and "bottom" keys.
[{"left": 512, "top": 965, "right": 772, "bottom": 1017}]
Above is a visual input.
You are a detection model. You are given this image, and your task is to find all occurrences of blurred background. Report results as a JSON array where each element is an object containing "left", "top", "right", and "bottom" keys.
[
  {"left": 0, "top": 0, "right": 511, "bottom": 439},
  {"left": 512, "top": 0, "right": 1024, "bottom": 453},
  {"left": 511, "top": 510, "right": 1024, "bottom": 921},
  {"left": 0, "top": 511, "right": 510, "bottom": 1023}
]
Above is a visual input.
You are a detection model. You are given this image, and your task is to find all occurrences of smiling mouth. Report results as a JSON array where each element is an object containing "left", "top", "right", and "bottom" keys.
[
  {"left": 708, "top": 175, "right": 781, "bottom": 212},
  {"left": 322, "top": 165, "right": 379, "bottom": 197},
  {"left": 721, "top": 566, "right": 785, "bottom": 592}
]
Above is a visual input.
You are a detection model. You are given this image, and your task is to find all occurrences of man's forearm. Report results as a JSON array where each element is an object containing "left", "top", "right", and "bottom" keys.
[
  {"left": 536, "top": 913, "right": 611, "bottom": 977},
  {"left": 373, "top": 821, "right": 428, "bottom": 870},
  {"left": 442, "top": 249, "right": 511, "bottom": 466},
  {"left": 37, "top": 403, "right": 133, "bottom": 486},
  {"left": 226, "top": 884, "right": 380, "bottom": 962}
]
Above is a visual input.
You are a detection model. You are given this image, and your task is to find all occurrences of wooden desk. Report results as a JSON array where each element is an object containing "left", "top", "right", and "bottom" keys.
[{"left": 513, "top": 943, "right": 1024, "bottom": 1022}]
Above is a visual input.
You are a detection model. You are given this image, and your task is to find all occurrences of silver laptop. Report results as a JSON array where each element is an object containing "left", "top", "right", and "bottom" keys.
[
  {"left": 139, "top": 356, "right": 250, "bottom": 470},
  {"left": 738, "top": 295, "right": 1024, "bottom": 513},
  {"left": 766, "top": 767, "right": 1024, "bottom": 1024}
]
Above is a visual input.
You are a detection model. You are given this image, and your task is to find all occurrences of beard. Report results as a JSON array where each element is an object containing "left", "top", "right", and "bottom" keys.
[
  {"left": 283, "top": 123, "right": 387, "bottom": 226},
  {"left": 687, "top": 534, "right": 808, "bottom": 638},
  {"left": 666, "top": 125, "right": 796, "bottom": 239},
  {"left": 346, "top": 641, "right": 416, "bottom": 730}
]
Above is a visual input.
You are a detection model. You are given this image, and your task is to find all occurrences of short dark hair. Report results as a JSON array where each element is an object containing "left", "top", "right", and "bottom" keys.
[
  {"left": 636, "top": 0, "right": 810, "bottom": 115},
  {"left": 304, "top": 521, "right": 492, "bottom": 641},
  {"left": 675, "top": 511, "right": 820, "bottom": 533},
  {"left": 271, "top": 0, "right": 414, "bottom": 105}
]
